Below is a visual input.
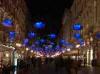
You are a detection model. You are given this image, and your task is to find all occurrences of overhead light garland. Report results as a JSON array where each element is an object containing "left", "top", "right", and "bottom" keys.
[{"left": 1, "top": 18, "right": 89, "bottom": 58}]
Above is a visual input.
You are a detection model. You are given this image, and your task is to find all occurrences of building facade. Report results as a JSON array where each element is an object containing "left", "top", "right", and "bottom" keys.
[
  {"left": 0, "top": 0, "right": 29, "bottom": 42},
  {"left": 61, "top": 9, "right": 72, "bottom": 41},
  {"left": 0, "top": 0, "right": 29, "bottom": 67},
  {"left": 62, "top": 0, "right": 100, "bottom": 65}
]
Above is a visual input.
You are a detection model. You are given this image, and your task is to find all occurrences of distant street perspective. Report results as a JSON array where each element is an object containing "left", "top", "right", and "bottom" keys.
[{"left": 0, "top": 0, "right": 100, "bottom": 74}]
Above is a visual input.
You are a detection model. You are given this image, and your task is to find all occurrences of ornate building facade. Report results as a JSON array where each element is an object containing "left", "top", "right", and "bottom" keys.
[
  {"left": 0, "top": 0, "right": 29, "bottom": 67},
  {"left": 61, "top": 9, "right": 72, "bottom": 41},
  {"left": 0, "top": 0, "right": 29, "bottom": 42},
  {"left": 62, "top": 0, "right": 100, "bottom": 65}
]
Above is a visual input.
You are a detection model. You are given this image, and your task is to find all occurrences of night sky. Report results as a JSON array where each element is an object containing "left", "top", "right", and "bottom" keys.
[{"left": 25, "top": 0, "right": 74, "bottom": 37}]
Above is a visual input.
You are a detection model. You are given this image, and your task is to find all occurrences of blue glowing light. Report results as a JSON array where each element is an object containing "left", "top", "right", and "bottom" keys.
[
  {"left": 48, "top": 33, "right": 56, "bottom": 39},
  {"left": 59, "top": 39, "right": 69, "bottom": 46},
  {"left": 34, "top": 21, "right": 45, "bottom": 29},
  {"left": 23, "top": 38, "right": 29, "bottom": 46},
  {"left": 28, "top": 32, "right": 36, "bottom": 38},
  {"left": 60, "top": 39, "right": 66, "bottom": 44},
  {"left": 77, "top": 39, "right": 84, "bottom": 45},
  {"left": 72, "top": 23, "right": 83, "bottom": 30},
  {"left": 9, "top": 31, "right": 16, "bottom": 40},
  {"left": 56, "top": 45, "right": 60, "bottom": 49},
  {"left": 78, "top": 39, "right": 84, "bottom": 42},
  {"left": 35, "top": 40, "right": 40, "bottom": 45},
  {"left": 96, "top": 32, "right": 100, "bottom": 39},
  {"left": 40, "top": 39, "right": 46, "bottom": 43},
  {"left": 45, "top": 46, "right": 49, "bottom": 49},
  {"left": 2, "top": 19, "right": 13, "bottom": 27},
  {"left": 74, "top": 33, "right": 81, "bottom": 39},
  {"left": 67, "top": 43, "right": 74, "bottom": 48}
]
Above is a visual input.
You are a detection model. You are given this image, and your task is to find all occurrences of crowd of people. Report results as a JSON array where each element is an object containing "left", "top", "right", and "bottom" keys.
[
  {"left": 1, "top": 56, "right": 83, "bottom": 74},
  {"left": 22, "top": 56, "right": 82, "bottom": 74}
]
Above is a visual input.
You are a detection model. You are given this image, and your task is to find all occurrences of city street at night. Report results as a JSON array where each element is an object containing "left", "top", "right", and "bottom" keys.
[{"left": 0, "top": 0, "right": 100, "bottom": 74}]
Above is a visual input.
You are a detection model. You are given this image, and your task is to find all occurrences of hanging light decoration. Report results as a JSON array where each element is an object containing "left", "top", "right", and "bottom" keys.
[
  {"left": 59, "top": 39, "right": 69, "bottom": 46},
  {"left": 72, "top": 23, "right": 83, "bottom": 30},
  {"left": 2, "top": 18, "right": 13, "bottom": 27},
  {"left": 23, "top": 38, "right": 29, "bottom": 46},
  {"left": 73, "top": 33, "right": 82, "bottom": 39},
  {"left": 77, "top": 38, "right": 85, "bottom": 45},
  {"left": 34, "top": 40, "right": 40, "bottom": 45},
  {"left": 24, "top": 31, "right": 85, "bottom": 57},
  {"left": 29, "top": 37, "right": 74, "bottom": 57},
  {"left": 33, "top": 21, "right": 45, "bottom": 29},
  {"left": 28, "top": 32, "right": 36, "bottom": 39},
  {"left": 48, "top": 33, "right": 56, "bottom": 39},
  {"left": 9, "top": 31, "right": 16, "bottom": 41},
  {"left": 40, "top": 39, "right": 46, "bottom": 44},
  {"left": 59, "top": 39, "right": 66, "bottom": 44}
]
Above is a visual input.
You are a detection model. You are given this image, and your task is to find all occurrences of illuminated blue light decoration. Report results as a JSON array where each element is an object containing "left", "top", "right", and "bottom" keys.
[
  {"left": 31, "top": 44, "right": 35, "bottom": 49},
  {"left": 34, "top": 21, "right": 45, "bottom": 29},
  {"left": 72, "top": 23, "right": 83, "bottom": 30},
  {"left": 27, "top": 33, "right": 86, "bottom": 57},
  {"left": 50, "top": 42, "right": 55, "bottom": 45},
  {"left": 35, "top": 40, "right": 40, "bottom": 45},
  {"left": 74, "top": 33, "right": 81, "bottom": 39},
  {"left": 23, "top": 38, "right": 29, "bottom": 46},
  {"left": 60, "top": 39, "right": 65, "bottom": 44},
  {"left": 77, "top": 38, "right": 84, "bottom": 45},
  {"left": 59, "top": 39, "right": 70, "bottom": 47},
  {"left": 9, "top": 31, "right": 16, "bottom": 40},
  {"left": 59, "top": 39, "right": 68, "bottom": 45},
  {"left": 40, "top": 39, "right": 46, "bottom": 43},
  {"left": 28, "top": 32, "right": 36, "bottom": 38},
  {"left": 2, "top": 18, "right": 13, "bottom": 27},
  {"left": 96, "top": 32, "right": 100, "bottom": 39},
  {"left": 48, "top": 33, "right": 56, "bottom": 39}
]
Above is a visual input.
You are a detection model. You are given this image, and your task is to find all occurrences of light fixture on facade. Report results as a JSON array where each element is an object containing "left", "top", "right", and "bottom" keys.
[{"left": 5, "top": 53, "right": 9, "bottom": 58}]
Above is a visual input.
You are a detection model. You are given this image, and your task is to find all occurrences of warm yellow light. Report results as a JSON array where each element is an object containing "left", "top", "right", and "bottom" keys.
[
  {"left": 26, "top": 48, "right": 29, "bottom": 51},
  {"left": 51, "top": 52, "right": 61, "bottom": 58},
  {"left": 76, "top": 44, "right": 80, "bottom": 48},
  {"left": 16, "top": 43, "right": 22, "bottom": 47},
  {"left": 5, "top": 53, "right": 9, "bottom": 57}
]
